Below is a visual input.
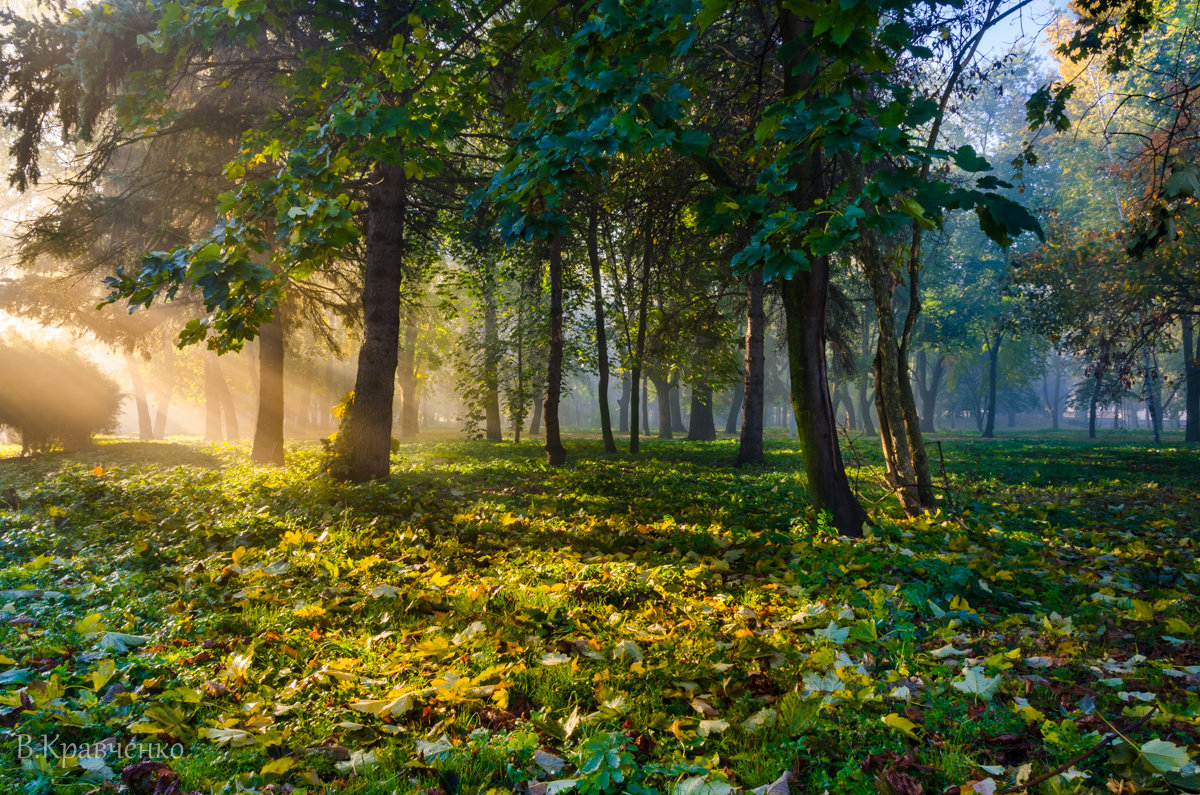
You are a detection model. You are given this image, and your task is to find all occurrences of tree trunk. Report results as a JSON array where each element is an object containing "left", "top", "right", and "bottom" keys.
[
  {"left": 339, "top": 163, "right": 405, "bottom": 480},
  {"left": 779, "top": 269, "right": 867, "bottom": 536},
  {"left": 483, "top": 265, "right": 503, "bottom": 442},
  {"left": 687, "top": 380, "right": 716, "bottom": 441},
  {"left": 915, "top": 349, "right": 944, "bottom": 433},
  {"left": 651, "top": 374, "right": 672, "bottom": 439},
  {"left": 252, "top": 310, "right": 285, "bottom": 464},
  {"left": 398, "top": 317, "right": 419, "bottom": 438},
  {"left": 125, "top": 353, "right": 153, "bottom": 441},
  {"left": 737, "top": 267, "right": 765, "bottom": 464},
  {"left": 1185, "top": 315, "right": 1199, "bottom": 443},
  {"left": 153, "top": 338, "right": 175, "bottom": 439},
  {"left": 544, "top": 236, "right": 567, "bottom": 465},
  {"left": 529, "top": 390, "right": 542, "bottom": 436},
  {"left": 1089, "top": 369, "right": 1103, "bottom": 439},
  {"left": 641, "top": 382, "right": 649, "bottom": 441},
  {"left": 858, "top": 319, "right": 877, "bottom": 438},
  {"left": 630, "top": 207, "right": 653, "bottom": 455},
  {"left": 1144, "top": 348, "right": 1161, "bottom": 444},
  {"left": 669, "top": 380, "right": 685, "bottom": 432},
  {"left": 773, "top": 9, "right": 869, "bottom": 536},
  {"left": 588, "top": 206, "right": 617, "bottom": 453},
  {"left": 204, "top": 352, "right": 222, "bottom": 443},
  {"left": 725, "top": 382, "right": 744, "bottom": 434},
  {"left": 215, "top": 355, "right": 239, "bottom": 440},
  {"left": 982, "top": 337, "right": 1000, "bottom": 439},
  {"left": 617, "top": 374, "right": 630, "bottom": 434}
]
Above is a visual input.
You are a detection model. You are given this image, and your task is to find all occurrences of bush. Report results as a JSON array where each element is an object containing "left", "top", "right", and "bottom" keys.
[{"left": 0, "top": 339, "right": 124, "bottom": 454}]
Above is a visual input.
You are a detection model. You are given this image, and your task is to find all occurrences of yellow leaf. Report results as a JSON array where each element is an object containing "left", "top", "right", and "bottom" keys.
[
  {"left": 1131, "top": 600, "right": 1156, "bottom": 621},
  {"left": 75, "top": 613, "right": 105, "bottom": 636},
  {"left": 262, "top": 757, "right": 296, "bottom": 776},
  {"left": 131, "top": 509, "right": 155, "bottom": 523},
  {"left": 47, "top": 505, "right": 67, "bottom": 517},
  {"left": 1164, "top": 618, "right": 1193, "bottom": 637},
  {"left": 92, "top": 659, "right": 116, "bottom": 691},
  {"left": 882, "top": 712, "right": 920, "bottom": 740}
]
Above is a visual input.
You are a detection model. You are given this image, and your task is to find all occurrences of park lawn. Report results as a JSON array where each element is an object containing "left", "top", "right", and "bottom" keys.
[{"left": 0, "top": 437, "right": 1197, "bottom": 795}]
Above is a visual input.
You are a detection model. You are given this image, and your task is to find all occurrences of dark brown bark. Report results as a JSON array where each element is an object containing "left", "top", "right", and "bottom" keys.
[
  {"left": 651, "top": 374, "right": 672, "bottom": 439},
  {"left": 737, "top": 267, "right": 765, "bottom": 465},
  {"left": 982, "top": 335, "right": 1000, "bottom": 439},
  {"left": 1089, "top": 369, "right": 1103, "bottom": 439},
  {"left": 252, "top": 310, "right": 285, "bottom": 465},
  {"left": 777, "top": 9, "right": 868, "bottom": 536},
  {"left": 669, "top": 381, "right": 685, "bottom": 433},
  {"left": 687, "top": 380, "right": 716, "bottom": 441},
  {"left": 1185, "top": 315, "right": 1199, "bottom": 443},
  {"left": 124, "top": 353, "right": 153, "bottom": 441},
  {"left": 544, "top": 236, "right": 567, "bottom": 465},
  {"left": 340, "top": 163, "right": 406, "bottom": 480},
  {"left": 588, "top": 206, "right": 617, "bottom": 453}
]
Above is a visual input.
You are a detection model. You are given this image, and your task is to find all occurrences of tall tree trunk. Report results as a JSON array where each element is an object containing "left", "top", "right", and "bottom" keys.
[
  {"left": 651, "top": 374, "right": 672, "bottom": 439},
  {"left": 1145, "top": 348, "right": 1161, "bottom": 444},
  {"left": 544, "top": 236, "right": 567, "bottom": 465},
  {"left": 204, "top": 352, "right": 222, "bottom": 443},
  {"left": 529, "top": 389, "right": 543, "bottom": 436},
  {"left": 483, "top": 266, "right": 503, "bottom": 442},
  {"left": 982, "top": 337, "right": 1000, "bottom": 439},
  {"left": 214, "top": 355, "right": 240, "bottom": 440},
  {"left": 1051, "top": 367, "right": 1062, "bottom": 431},
  {"left": 339, "top": 163, "right": 406, "bottom": 480},
  {"left": 669, "top": 381, "right": 685, "bottom": 433},
  {"left": 641, "top": 382, "right": 649, "bottom": 441},
  {"left": 687, "top": 380, "right": 716, "bottom": 441},
  {"left": 1184, "top": 315, "right": 1199, "bottom": 443},
  {"left": 1088, "top": 369, "right": 1103, "bottom": 439},
  {"left": 630, "top": 207, "right": 653, "bottom": 455},
  {"left": 124, "top": 353, "right": 153, "bottom": 441},
  {"left": 737, "top": 267, "right": 765, "bottom": 464},
  {"left": 588, "top": 206, "right": 617, "bottom": 452},
  {"left": 252, "top": 310, "right": 285, "bottom": 464},
  {"left": 617, "top": 374, "right": 630, "bottom": 434},
  {"left": 779, "top": 269, "right": 867, "bottom": 536},
  {"left": 153, "top": 338, "right": 175, "bottom": 439},
  {"left": 775, "top": 9, "right": 868, "bottom": 536},
  {"left": 858, "top": 319, "right": 877, "bottom": 438},
  {"left": 853, "top": 177, "right": 933, "bottom": 512},
  {"left": 915, "top": 349, "right": 944, "bottom": 433},
  {"left": 398, "top": 317, "right": 419, "bottom": 438},
  {"left": 725, "top": 382, "right": 744, "bottom": 435}
]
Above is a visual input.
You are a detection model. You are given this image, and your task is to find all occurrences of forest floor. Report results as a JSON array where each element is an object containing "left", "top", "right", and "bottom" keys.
[{"left": 0, "top": 435, "right": 1196, "bottom": 795}]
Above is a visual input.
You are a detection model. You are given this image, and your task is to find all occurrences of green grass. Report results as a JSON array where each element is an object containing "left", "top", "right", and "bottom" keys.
[{"left": 0, "top": 436, "right": 1197, "bottom": 794}]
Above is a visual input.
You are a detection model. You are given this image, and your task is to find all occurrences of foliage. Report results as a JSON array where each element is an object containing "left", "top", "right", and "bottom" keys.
[
  {"left": 0, "top": 437, "right": 1197, "bottom": 793},
  {"left": 0, "top": 340, "right": 123, "bottom": 453}
]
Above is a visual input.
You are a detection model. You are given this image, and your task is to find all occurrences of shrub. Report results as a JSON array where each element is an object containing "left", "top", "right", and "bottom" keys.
[{"left": 0, "top": 339, "right": 124, "bottom": 454}]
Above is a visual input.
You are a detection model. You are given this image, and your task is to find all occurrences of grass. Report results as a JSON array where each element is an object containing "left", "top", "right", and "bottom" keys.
[{"left": 0, "top": 434, "right": 1197, "bottom": 794}]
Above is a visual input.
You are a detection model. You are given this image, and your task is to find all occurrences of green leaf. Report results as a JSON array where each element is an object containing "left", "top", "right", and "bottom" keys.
[
  {"left": 1140, "top": 739, "right": 1191, "bottom": 774},
  {"left": 882, "top": 712, "right": 920, "bottom": 740},
  {"left": 951, "top": 667, "right": 1002, "bottom": 699}
]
